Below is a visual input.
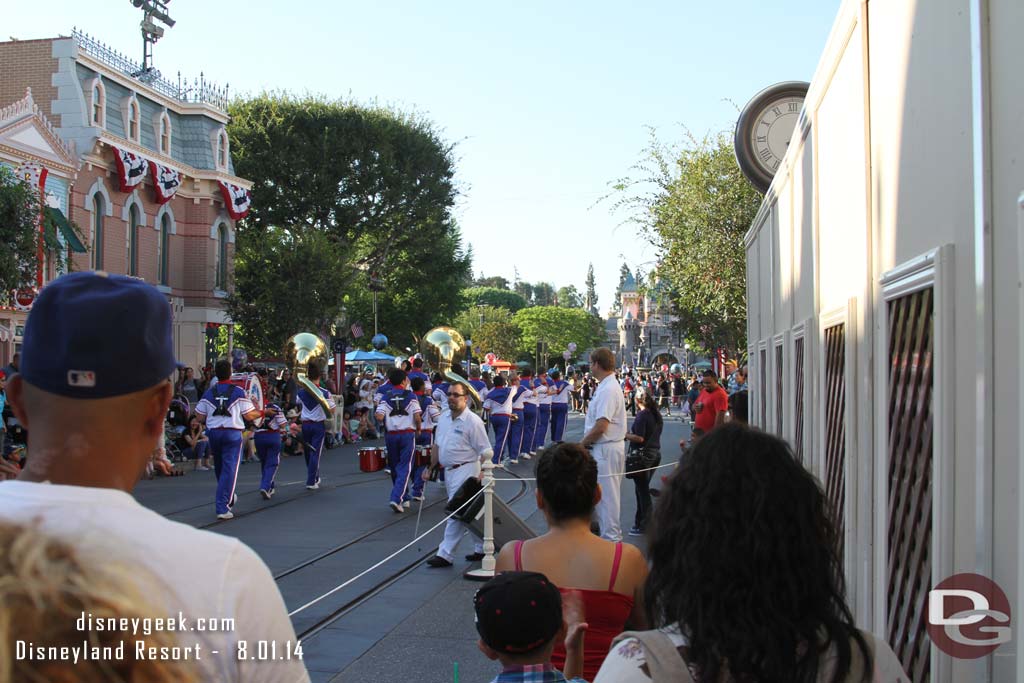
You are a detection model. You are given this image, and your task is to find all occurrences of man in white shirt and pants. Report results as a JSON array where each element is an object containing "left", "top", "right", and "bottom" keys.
[
  {"left": 425, "top": 381, "right": 494, "bottom": 567},
  {"left": 579, "top": 347, "right": 627, "bottom": 542}
]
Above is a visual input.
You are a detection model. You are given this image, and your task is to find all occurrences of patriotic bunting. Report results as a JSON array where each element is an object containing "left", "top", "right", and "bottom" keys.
[
  {"left": 150, "top": 161, "right": 181, "bottom": 204},
  {"left": 112, "top": 147, "right": 149, "bottom": 192},
  {"left": 218, "top": 181, "right": 252, "bottom": 219}
]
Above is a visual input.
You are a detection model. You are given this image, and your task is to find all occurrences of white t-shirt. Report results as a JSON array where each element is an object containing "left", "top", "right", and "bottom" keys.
[
  {"left": 585, "top": 374, "right": 627, "bottom": 442},
  {"left": 434, "top": 409, "right": 493, "bottom": 467},
  {"left": 0, "top": 481, "right": 309, "bottom": 683},
  {"left": 595, "top": 625, "right": 909, "bottom": 683}
]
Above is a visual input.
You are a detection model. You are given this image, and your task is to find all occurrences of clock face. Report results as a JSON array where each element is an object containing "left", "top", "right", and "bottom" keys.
[
  {"left": 749, "top": 96, "right": 804, "bottom": 175},
  {"left": 734, "top": 82, "right": 810, "bottom": 193}
]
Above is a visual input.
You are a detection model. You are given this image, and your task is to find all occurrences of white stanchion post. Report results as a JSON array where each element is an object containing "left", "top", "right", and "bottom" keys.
[{"left": 465, "top": 460, "right": 496, "bottom": 581}]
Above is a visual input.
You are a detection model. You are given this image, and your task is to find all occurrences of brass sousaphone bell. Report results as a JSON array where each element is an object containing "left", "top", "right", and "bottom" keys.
[
  {"left": 420, "top": 326, "right": 482, "bottom": 413},
  {"left": 284, "top": 332, "right": 333, "bottom": 413}
]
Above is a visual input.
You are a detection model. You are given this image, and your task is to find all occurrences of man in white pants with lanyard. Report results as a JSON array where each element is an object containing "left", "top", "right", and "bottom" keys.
[
  {"left": 579, "top": 347, "right": 627, "bottom": 542},
  {"left": 425, "top": 382, "right": 493, "bottom": 567}
]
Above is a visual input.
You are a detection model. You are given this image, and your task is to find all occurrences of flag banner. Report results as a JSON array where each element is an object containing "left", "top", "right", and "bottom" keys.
[
  {"left": 149, "top": 161, "right": 181, "bottom": 204},
  {"left": 113, "top": 147, "right": 149, "bottom": 192},
  {"left": 217, "top": 181, "right": 252, "bottom": 219},
  {"left": 351, "top": 322, "right": 364, "bottom": 339}
]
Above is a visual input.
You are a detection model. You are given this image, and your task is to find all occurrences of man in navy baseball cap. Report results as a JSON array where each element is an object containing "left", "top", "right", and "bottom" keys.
[
  {"left": 6, "top": 271, "right": 179, "bottom": 489},
  {"left": 0, "top": 271, "right": 312, "bottom": 683}
]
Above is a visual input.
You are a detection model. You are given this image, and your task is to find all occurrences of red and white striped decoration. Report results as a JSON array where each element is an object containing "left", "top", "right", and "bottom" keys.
[
  {"left": 149, "top": 161, "right": 181, "bottom": 204},
  {"left": 217, "top": 181, "right": 251, "bottom": 219},
  {"left": 113, "top": 147, "right": 149, "bottom": 192}
]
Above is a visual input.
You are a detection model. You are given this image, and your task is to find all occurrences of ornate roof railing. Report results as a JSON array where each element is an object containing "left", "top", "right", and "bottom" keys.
[{"left": 71, "top": 28, "right": 230, "bottom": 111}]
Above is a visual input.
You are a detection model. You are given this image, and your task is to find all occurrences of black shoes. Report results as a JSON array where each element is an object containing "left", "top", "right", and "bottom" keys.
[
  {"left": 426, "top": 556, "right": 453, "bottom": 568},
  {"left": 465, "top": 552, "right": 486, "bottom": 562}
]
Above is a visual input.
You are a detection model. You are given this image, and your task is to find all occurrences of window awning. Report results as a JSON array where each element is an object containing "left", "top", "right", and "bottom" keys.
[{"left": 43, "top": 206, "right": 87, "bottom": 253}]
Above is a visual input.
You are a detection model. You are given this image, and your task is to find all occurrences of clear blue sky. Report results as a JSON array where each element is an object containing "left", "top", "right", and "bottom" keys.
[{"left": 9, "top": 1, "right": 838, "bottom": 315}]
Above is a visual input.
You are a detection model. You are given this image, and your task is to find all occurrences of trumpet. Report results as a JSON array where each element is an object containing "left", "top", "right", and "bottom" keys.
[
  {"left": 420, "top": 326, "right": 482, "bottom": 413},
  {"left": 284, "top": 332, "right": 333, "bottom": 413}
]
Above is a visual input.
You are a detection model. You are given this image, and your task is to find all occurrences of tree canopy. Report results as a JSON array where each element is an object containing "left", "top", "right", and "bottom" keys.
[
  {"left": 452, "top": 305, "right": 519, "bottom": 360},
  {"left": 584, "top": 263, "right": 599, "bottom": 315},
  {"left": 556, "top": 285, "right": 583, "bottom": 308},
  {"left": 513, "top": 306, "right": 604, "bottom": 364},
  {"left": 225, "top": 94, "right": 470, "bottom": 355},
  {"left": 609, "top": 130, "right": 760, "bottom": 355},
  {"left": 462, "top": 286, "right": 528, "bottom": 312},
  {"left": 0, "top": 166, "right": 41, "bottom": 293}
]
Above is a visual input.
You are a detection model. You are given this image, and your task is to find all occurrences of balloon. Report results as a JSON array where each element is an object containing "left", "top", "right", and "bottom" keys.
[
  {"left": 670, "top": 363, "right": 683, "bottom": 374},
  {"left": 485, "top": 352, "right": 497, "bottom": 365},
  {"left": 563, "top": 350, "right": 572, "bottom": 360},
  {"left": 567, "top": 342, "right": 577, "bottom": 352},
  {"left": 661, "top": 364, "right": 669, "bottom": 372},
  {"left": 371, "top": 333, "right": 389, "bottom": 350}
]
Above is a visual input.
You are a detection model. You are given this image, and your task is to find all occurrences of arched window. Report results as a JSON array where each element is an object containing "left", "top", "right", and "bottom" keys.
[
  {"left": 128, "top": 100, "right": 140, "bottom": 141},
  {"left": 91, "top": 81, "right": 106, "bottom": 127},
  {"left": 159, "top": 113, "right": 171, "bottom": 155},
  {"left": 92, "top": 194, "right": 105, "bottom": 270},
  {"left": 128, "top": 204, "right": 141, "bottom": 276},
  {"left": 217, "top": 130, "right": 228, "bottom": 169},
  {"left": 216, "top": 223, "right": 228, "bottom": 290},
  {"left": 158, "top": 213, "right": 170, "bottom": 285}
]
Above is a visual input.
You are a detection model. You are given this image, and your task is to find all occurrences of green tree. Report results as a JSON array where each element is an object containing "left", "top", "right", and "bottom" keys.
[
  {"left": 227, "top": 93, "right": 469, "bottom": 352},
  {"left": 531, "top": 282, "right": 556, "bottom": 307},
  {"left": 610, "top": 129, "right": 760, "bottom": 355},
  {"left": 611, "top": 262, "right": 632, "bottom": 315},
  {"left": 513, "top": 306, "right": 604, "bottom": 365},
  {"left": 0, "top": 166, "right": 40, "bottom": 293},
  {"left": 225, "top": 227, "right": 350, "bottom": 356},
  {"left": 556, "top": 285, "right": 583, "bottom": 308},
  {"left": 462, "top": 286, "right": 528, "bottom": 312},
  {"left": 452, "top": 305, "right": 520, "bottom": 360},
  {"left": 584, "top": 263, "right": 599, "bottom": 315},
  {"left": 474, "top": 275, "right": 511, "bottom": 290},
  {"left": 513, "top": 280, "right": 533, "bottom": 305}
]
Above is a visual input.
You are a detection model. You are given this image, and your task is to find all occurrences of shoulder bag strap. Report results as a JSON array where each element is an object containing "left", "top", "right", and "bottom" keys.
[{"left": 612, "top": 629, "right": 695, "bottom": 682}]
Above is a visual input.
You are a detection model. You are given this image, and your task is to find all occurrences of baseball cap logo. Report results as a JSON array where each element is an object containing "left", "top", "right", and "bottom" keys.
[
  {"left": 67, "top": 370, "right": 96, "bottom": 388},
  {"left": 927, "top": 573, "right": 1011, "bottom": 658}
]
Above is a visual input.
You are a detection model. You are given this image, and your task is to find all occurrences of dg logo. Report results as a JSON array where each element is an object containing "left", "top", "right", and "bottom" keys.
[{"left": 927, "top": 573, "right": 1011, "bottom": 658}]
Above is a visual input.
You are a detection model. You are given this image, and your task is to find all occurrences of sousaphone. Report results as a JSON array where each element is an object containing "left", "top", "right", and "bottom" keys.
[
  {"left": 284, "top": 332, "right": 332, "bottom": 412},
  {"left": 420, "top": 326, "right": 482, "bottom": 413}
]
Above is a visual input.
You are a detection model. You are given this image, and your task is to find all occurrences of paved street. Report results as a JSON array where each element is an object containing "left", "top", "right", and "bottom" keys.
[{"left": 133, "top": 412, "right": 691, "bottom": 682}]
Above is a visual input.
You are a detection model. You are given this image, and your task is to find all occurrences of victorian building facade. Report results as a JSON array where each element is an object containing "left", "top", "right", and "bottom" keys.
[{"left": 0, "top": 31, "right": 251, "bottom": 371}]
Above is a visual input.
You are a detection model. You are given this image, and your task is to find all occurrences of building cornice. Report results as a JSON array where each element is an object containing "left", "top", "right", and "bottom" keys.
[{"left": 92, "top": 134, "right": 252, "bottom": 190}]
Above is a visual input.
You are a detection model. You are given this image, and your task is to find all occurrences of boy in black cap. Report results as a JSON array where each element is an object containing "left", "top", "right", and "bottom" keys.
[{"left": 475, "top": 571, "right": 588, "bottom": 682}]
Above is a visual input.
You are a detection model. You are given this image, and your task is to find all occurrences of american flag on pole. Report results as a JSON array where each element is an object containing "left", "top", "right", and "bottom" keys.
[{"left": 350, "top": 322, "right": 364, "bottom": 339}]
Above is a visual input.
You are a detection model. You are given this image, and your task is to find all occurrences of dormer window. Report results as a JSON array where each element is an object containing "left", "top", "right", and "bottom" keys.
[
  {"left": 216, "top": 130, "right": 229, "bottom": 169},
  {"left": 158, "top": 112, "right": 172, "bottom": 155},
  {"left": 128, "top": 100, "right": 140, "bottom": 141},
  {"left": 89, "top": 79, "right": 106, "bottom": 128}
]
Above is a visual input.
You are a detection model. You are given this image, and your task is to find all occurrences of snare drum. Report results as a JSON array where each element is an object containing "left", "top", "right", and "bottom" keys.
[
  {"left": 359, "top": 447, "right": 385, "bottom": 473},
  {"left": 414, "top": 445, "right": 432, "bottom": 468}
]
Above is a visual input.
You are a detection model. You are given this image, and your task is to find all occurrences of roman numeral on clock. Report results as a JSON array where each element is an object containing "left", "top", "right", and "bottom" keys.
[{"left": 759, "top": 148, "right": 773, "bottom": 162}]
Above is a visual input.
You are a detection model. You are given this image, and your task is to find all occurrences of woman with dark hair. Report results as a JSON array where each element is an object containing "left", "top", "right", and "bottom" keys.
[
  {"left": 624, "top": 390, "right": 662, "bottom": 536},
  {"left": 495, "top": 442, "right": 648, "bottom": 680},
  {"left": 596, "top": 424, "right": 908, "bottom": 682}
]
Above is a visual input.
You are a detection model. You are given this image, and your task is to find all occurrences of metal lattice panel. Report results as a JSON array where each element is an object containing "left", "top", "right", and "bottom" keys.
[
  {"left": 775, "top": 344, "right": 784, "bottom": 435},
  {"left": 794, "top": 337, "right": 805, "bottom": 463},
  {"left": 823, "top": 324, "right": 846, "bottom": 563},
  {"left": 885, "top": 288, "right": 934, "bottom": 683},
  {"left": 760, "top": 348, "right": 768, "bottom": 427}
]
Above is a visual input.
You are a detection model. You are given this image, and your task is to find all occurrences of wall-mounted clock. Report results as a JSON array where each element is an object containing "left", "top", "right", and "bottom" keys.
[{"left": 734, "top": 81, "right": 810, "bottom": 193}]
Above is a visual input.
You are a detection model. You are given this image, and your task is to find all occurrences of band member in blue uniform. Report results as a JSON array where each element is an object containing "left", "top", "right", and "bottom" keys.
[
  {"left": 431, "top": 372, "right": 450, "bottom": 414},
  {"left": 481, "top": 375, "right": 514, "bottom": 465},
  {"left": 297, "top": 362, "right": 336, "bottom": 490},
  {"left": 532, "top": 369, "right": 551, "bottom": 454},
  {"left": 376, "top": 368, "right": 422, "bottom": 512},
  {"left": 468, "top": 368, "right": 488, "bottom": 400},
  {"left": 409, "top": 376, "right": 440, "bottom": 501},
  {"left": 195, "top": 359, "right": 261, "bottom": 520},
  {"left": 519, "top": 368, "right": 538, "bottom": 459},
  {"left": 408, "top": 358, "right": 432, "bottom": 394},
  {"left": 548, "top": 369, "right": 570, "bottom": 442},
  {"left": 254, "top": 403, "right": 287, "bottom": 500},
  {"left": 507, "top": 372, "right": 528, "bottom": 465}
]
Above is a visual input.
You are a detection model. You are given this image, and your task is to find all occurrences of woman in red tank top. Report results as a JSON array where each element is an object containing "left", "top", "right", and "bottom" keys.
[{"left": 496, "top": 442, "right": 647, "bottom": 681}]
